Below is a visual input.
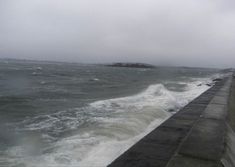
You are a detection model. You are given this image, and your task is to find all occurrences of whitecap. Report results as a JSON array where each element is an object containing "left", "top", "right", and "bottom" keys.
[{"left": 5, "top": 77, "right": 214, "bottom": 167}]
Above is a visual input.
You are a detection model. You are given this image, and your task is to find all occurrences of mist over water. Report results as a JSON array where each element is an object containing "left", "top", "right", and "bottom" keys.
[{"left": 0, "top": 59, "right": 223, "bottom": 167}]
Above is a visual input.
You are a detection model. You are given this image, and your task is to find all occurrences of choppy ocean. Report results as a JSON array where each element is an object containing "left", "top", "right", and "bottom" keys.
[{"left": 0, "top": 59, "right": 223, "bottom": 167}]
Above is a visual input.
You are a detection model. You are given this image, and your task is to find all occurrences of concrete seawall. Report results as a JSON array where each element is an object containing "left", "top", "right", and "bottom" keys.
[{"left": 108, "top": 75, "right": 234, "bottom": 167}]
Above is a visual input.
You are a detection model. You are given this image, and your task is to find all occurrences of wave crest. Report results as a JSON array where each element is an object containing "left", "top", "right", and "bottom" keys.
[{"left": 6, "top": 80, "right": 212, "bottom": 167}]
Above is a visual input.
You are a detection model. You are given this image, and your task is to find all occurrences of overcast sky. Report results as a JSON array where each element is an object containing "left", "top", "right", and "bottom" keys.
[{"left": 1, "top": 0, "right": 235, "bottom": 67}]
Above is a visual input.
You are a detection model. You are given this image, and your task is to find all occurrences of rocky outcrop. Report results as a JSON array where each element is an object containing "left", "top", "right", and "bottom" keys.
[{"left": 106, "top": 63, "right": 155, "bottom": 68}]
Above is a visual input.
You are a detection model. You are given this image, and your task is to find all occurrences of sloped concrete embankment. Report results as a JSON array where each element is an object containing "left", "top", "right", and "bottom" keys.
[{"left": 108, "top": 75, "right": 234, "bottom": 167}]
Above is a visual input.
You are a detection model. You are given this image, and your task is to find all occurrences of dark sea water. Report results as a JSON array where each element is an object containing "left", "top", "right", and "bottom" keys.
[{"left": 0, "top": 59, "right": 222, "bottom": 167}]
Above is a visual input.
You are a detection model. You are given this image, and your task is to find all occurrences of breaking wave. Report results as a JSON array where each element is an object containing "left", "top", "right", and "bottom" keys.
[{"left": 4, "top": 79, "right": 213, "bottom": 167}]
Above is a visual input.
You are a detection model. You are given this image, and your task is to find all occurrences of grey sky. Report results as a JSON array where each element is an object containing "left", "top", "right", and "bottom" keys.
[{"left": 1, "top": 0, "right": 235, "bottom": 67}]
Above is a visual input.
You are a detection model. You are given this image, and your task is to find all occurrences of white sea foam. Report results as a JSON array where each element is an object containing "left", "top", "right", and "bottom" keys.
[{"left": 5, "top": 78, "right": 213, "bottom": 167}]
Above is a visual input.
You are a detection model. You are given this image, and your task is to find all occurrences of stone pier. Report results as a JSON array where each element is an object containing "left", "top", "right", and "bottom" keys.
[{"left": 108, "top": 75, "right": 234, "bottom": 167}]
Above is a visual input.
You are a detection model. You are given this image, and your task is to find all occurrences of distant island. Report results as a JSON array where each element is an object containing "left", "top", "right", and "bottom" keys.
[{"left": 106, "top": 63, "right": 155, "bottom": 68}]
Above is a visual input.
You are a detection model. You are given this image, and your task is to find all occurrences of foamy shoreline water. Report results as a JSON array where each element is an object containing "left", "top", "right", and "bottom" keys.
[{"left": 5, "top": 78, "right": 215, "bottom": 167}]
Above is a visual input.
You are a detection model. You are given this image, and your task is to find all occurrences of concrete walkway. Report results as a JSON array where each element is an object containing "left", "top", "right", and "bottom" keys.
[{"left": 108, "top": 76, "right": 233, "bottom": 167}]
